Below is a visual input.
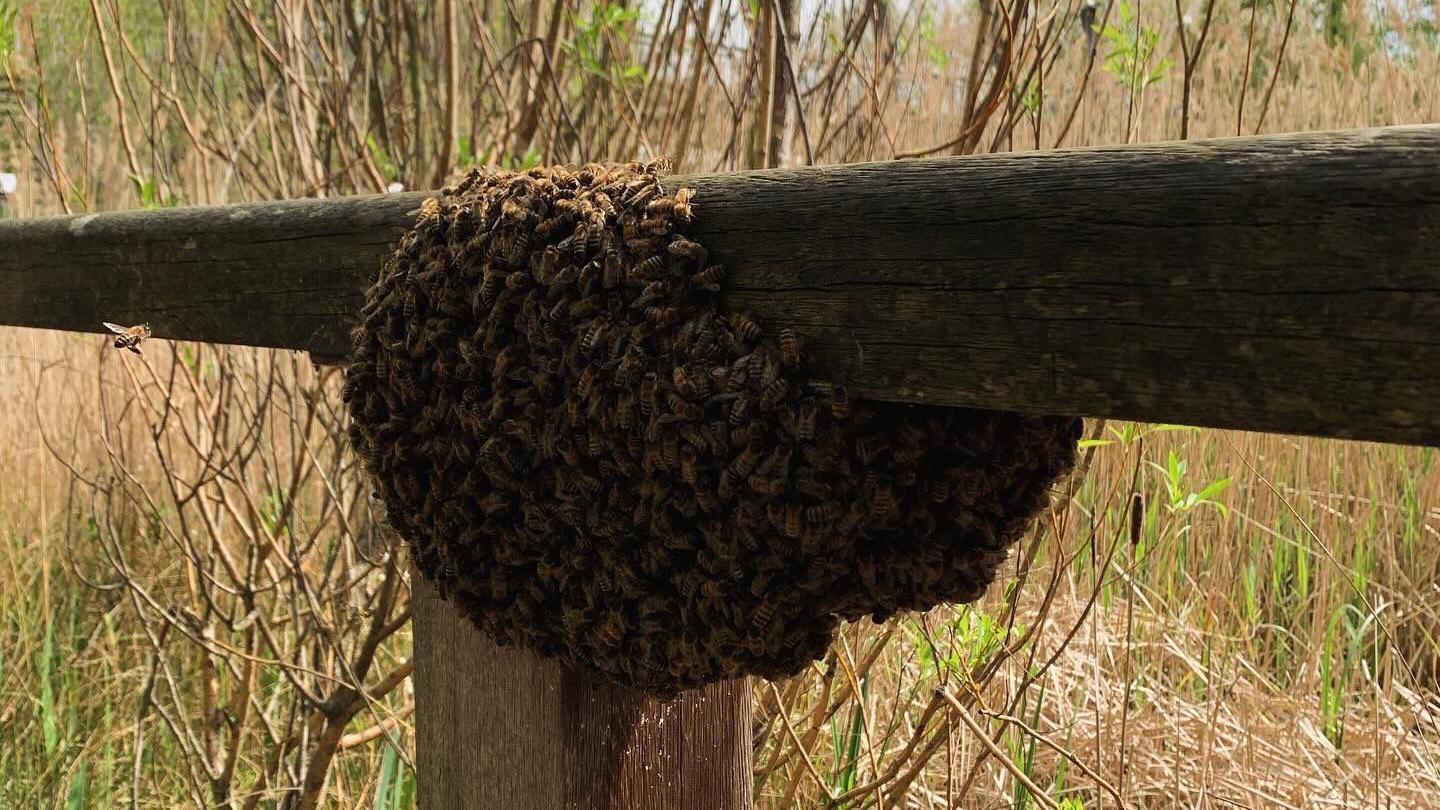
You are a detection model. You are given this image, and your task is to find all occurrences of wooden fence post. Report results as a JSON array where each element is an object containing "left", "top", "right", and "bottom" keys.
[{"left": 412, "top": 574, "right": 753, "bottom": 809}]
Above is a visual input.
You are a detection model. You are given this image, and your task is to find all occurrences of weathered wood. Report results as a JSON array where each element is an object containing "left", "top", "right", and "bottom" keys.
[
  {"left": 412, "top": 575, "right": 752, "bottom": 810},
  {"left": 1, "top": 125, "right": 1437, "bottom": 443}
]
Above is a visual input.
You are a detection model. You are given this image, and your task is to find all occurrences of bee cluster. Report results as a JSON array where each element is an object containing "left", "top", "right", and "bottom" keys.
[{"left": 343, "top": 161, "right": 1082, "bottom": 693}]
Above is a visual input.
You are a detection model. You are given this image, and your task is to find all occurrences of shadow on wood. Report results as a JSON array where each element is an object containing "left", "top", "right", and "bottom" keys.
[{"left": 412, "top": 573, "right": 753, "bottom": 809}]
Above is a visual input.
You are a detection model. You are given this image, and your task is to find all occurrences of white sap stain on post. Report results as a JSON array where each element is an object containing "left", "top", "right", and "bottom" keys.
[{"left": 69, "top": 214, "right": 98, "bottom": 235}]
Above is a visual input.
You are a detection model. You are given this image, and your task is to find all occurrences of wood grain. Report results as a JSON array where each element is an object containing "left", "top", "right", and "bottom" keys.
[
  {"left": 412, "top": 574, "right": 752, "bottom": 810},
  {"left": 1, "top": 125, "right": 1436, "bottom": 443}
]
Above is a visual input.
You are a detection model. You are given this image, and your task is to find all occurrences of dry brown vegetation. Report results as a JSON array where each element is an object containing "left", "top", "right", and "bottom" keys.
[{"left": 0, "top": 0, "right": 1437, "bottom": 807}]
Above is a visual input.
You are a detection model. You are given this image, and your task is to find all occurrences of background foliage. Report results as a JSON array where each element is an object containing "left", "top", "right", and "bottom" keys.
[{"left": 0, "top": 0, "right": 1437, "bottom": 806}]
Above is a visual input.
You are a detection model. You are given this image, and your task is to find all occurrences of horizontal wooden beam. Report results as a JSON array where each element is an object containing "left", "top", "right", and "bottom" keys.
[{"left": 1, "top": 125, "right": 1437, "bottom": 444}]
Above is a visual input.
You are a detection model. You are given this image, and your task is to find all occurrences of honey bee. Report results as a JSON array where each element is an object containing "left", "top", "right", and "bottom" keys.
[
  {"left": 694, "top": 487, "right": 718, "bottom": 513},
  {"left": 632, "top": 279, "right": 668, "bottom": 309},
  {"left": 478, "top": 268, "right": 501, "bottom": 306},
  {"left": 804, "top": 503, "right": 839, "bottom": 524},
  {"left": 747, "top": 473, "right": 785, "bottom": 496},
  {"left": 672, "top": 365, "right": 705, "bottom": 400},
  {"left": 666, "top": 237, "right": 707, "bottom": 266},
  {"left": 662, "top": 432, "right": 679, "bottom": 469},
  {"left": 793, "top": 401, "right": 817, "bottom": 441},
  {"left": 830, "top": 385, "right": 850, "bottom": 420},
  {"left": 645, "top": 307, "right": 678, "bottom": 327},
  {"left": 103, "top": 322, "right": 151, "bottom": 355},
  {"left": 578, "top": 162, "right": 610, "bottom": 186},
  {"left": 672, "top": 187, "right": 695, "bottom": 222},
  {"left": 597, "top": 611, "right": 626, "bottom": 646},
  {"left": 555, "top": 435, "right": 581, "bottom": 465},
  {"left": 728, "top": 443, "right": 761, "bottom": 478},
  {"left": 689, "top": 264, "right": 727, "bottom": 291},
  {"left": 854, "top": 434, "right": 886, "bottom": 464},
  {"left": 577, "top": 366, "right": 599, "bottom": 398},
  {"left": 644, "top": 194, "right": 674, "bottom": 217},
  {"left": 615, "top": 393, "right": 636, "bottom": 430},
  {"left": 728, "top": 394, "right": 752, "bottom": 426},
  {"left": 666, "top": 392, "right": 703, "bottom": 422},
  {"left": 730, "top": 313, "right": 762, "bottom": 342},
  {"left": 717, "top": 468, "right": 738, "bottom": 500},
  {"left": 591, "top": 191, "right": 618, "bottom": 219},
  {"left": 778, "top": 328, "right": 801, "bottom": 369},
  {"left": 569, "top": 297, "right": 600, "bottom": 319},
  {"left": 639, "top": 373, "right": 658, "bottom": 417},
  {"left": 639, "top": 216, "right": 672, "bottom": 236},
  {"left": 759, "top": 378, "right": 788, "bottom": 411},
  {"left": 928, "top": 479, "right": 950, "bottom": 503},
  {"left": 580, "top": 321, "right": 606, "bottom": 354},
  {"left": 416, "top": 196, "right": 442, "bottom": 221}
]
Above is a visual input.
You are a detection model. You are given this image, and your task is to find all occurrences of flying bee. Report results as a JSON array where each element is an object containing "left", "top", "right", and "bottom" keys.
[
  {"left": 778, "top": 328, "right": 801, "bottom": 369},
  {"left": 103, "top": 322, "right": 151, "bottom": 355},
  {"left": 730, "top": 313, "right": 762, "bottom": 342}
]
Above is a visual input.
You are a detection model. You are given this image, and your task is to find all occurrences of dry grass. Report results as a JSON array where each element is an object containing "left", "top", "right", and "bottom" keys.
[{"left": 0, "top": 0, "right": 1437, "bottom": 806}]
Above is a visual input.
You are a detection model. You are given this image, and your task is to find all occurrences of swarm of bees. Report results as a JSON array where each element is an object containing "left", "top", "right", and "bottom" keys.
[{"left": 343, "top": 160, "right": 1082, "bottom": 693}]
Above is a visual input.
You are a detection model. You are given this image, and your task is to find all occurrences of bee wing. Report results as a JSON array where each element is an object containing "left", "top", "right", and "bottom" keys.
[{"left": 102, "top": 322, "right": 129, "bottom": 335}]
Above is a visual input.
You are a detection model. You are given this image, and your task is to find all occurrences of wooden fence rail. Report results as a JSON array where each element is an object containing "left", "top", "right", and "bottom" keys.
[
  {"left": 3, "top": 125, "right": 1437, "bottom": 444},
  {"left": 1, "top": 125, "right": 1437, "bottom": 808}
]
